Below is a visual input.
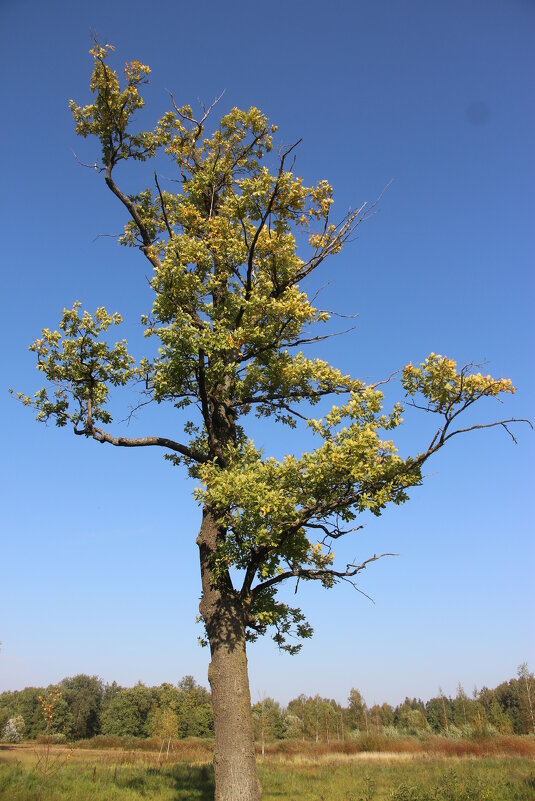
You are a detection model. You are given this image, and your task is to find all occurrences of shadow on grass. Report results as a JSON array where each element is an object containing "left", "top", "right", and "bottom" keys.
[
  {"left": 168, "top": 764, "right": 214, "bottom": 800},
  {"left": 119, "top": 763, "right": 214, "bottom": 800}
]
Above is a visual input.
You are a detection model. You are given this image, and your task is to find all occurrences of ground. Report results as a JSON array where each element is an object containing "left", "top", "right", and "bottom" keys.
[{"left": 1, "top": 741, "right": 534, "bottom": 800}]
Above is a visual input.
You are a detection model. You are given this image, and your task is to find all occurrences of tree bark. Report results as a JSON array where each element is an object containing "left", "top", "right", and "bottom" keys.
[{"left": 197, "top": 507, "right": 261, "bottom": 801}]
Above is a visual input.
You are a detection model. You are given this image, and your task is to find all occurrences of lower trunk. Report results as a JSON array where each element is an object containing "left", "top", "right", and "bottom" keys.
[
  {"left": 198, "top": 507, "right": 261, "bottom": 801},
  {"left": 208, "top": 626, "right": 260, "bottom": 801}
]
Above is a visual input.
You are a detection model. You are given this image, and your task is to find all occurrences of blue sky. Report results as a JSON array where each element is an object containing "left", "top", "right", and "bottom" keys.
[{"left": 1, "top": 0, "right": 533, "bottom": 707}]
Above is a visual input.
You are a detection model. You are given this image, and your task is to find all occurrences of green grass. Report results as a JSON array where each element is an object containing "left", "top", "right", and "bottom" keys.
[
  {"left": 257, "top": 758, "right": 535, "bottom": 800},
  {"left": 1, "top": 752, "right": 534, "bottom": 800},
  {"left": 0, "top": 762, "right": 213, "bottom": 800}
]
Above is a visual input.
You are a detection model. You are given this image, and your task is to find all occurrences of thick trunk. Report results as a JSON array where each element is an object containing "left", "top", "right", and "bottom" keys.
[
  {"left": 197, "top": 507, "right": 261, "bottom": 801},
  {"left": 208, "top": 621, "right": 260, "bottom": 801}
]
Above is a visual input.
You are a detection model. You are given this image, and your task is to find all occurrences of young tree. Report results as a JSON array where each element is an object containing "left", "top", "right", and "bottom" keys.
[
  {"left": 175, "top": 675, "right": 214, "bottom": 737},
  {"left": 347, "top": 688, "right": 368, "bottom": 733},
  {"left": 517, "top": 663, "right": 535, "bottom": 735},
  {"left": 252, "top": 696, "right": 286, "bottom": 753},
  {"left": 454, "top": 682, "right": 469, "bottom": 729},
  {"left": 16, "top": 44, "right": 528, "bottom": 800}
]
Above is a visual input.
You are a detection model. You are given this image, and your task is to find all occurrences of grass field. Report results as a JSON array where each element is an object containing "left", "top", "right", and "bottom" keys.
[{"left": 1, "top": 742, "right": 534, "bottom": 800}]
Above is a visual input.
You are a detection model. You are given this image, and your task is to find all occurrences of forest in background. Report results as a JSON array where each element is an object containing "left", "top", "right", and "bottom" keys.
[{"left": 1, "top": 666, "right": 533, "bottom": 744}]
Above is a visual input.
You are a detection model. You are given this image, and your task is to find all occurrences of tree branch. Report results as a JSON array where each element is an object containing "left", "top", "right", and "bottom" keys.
[
  {"left": 75, "top": 423, "right": 207, "bottom": 463},
  {"left": 439, "top": 417, "right": 532, "bottom": 448},
  {"left": 232, "top": 386, "right": 349, "bottom": 409},
  {"left": 251, "top": 553, "right": 397, "bottom": 597},
  {"left": 104, "top": 162, "right": 161, "bottom": 270},
  {"left": 234, "top": 139, "right": 302, "bottom": 328},
  {"left": 154, "top": 172, "right": 174, "bottom": 239}
]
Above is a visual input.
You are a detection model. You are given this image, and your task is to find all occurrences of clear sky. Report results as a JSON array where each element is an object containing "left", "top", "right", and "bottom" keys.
[{"left": 1, "top": 0, "right": 533, "bottom": 708}]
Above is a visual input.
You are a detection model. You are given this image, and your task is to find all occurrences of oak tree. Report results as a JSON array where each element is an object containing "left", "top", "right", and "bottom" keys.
[{"left": 16, "top": 44, "right": 527, "bottom": 800}]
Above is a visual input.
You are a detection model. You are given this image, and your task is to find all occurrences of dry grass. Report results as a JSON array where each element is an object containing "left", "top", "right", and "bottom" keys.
[
  {"left": 3, "top": 733, "right": 534, "bottom": 769},
  {"left": 1, "top": 743, "right": 534, "bottom": 801},
  {"left": 261, "top": 734, "right": 535, "bottom": 760}
]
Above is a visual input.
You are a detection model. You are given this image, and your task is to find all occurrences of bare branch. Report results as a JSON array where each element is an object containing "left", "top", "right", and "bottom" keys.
[
  {"left": 74, "top": 423, "right": 208, "bottom": 463},
  {"left": 276, "top": 402, "right": 310, "bottom": 422},
  {"left": 92, "top": 232, "right": 124, "bottom": 242},
  {"left": 410, "top": 416, "right": 533, "bottom": 473},
  {"left": 232, "top": 386, "right": 348, "bottom": 409},
  {"left": 369, "top": 369, "right": 400, "bottom": 390},
  {"left": 168, "top": 89, "right": 226, "bottom": 142},
  {"left": 287, "top": 180, "right": 392, "bottom": 290},
  {"left": 305, "top": 521, "right": 364, "bottom": 543},
  {"left": 234, "top": 139, "right": 303, "bottom": 328},
  {"left": 284, "top": 325, "right": 357, "bottom": 350},
  {"left": 318, "top": 308, "right": 360, "bottom": 320},
  {"left": 119, "top": 396, "right": 156, "bottom": 426},
  {"left": 104, "top": 165, "right": 161, "bottom": 270},
  {"left": 71, "top": 149, "right": 104, "bottom": 172},
  {"left": 154, "top": 172, "right": 174, "bottom": 239},
  {"left": 441, "top": 418, "right": 532, "bottom": 446},
  {"left": 251, "top": 552, "right": 398, "bottom": 596}
]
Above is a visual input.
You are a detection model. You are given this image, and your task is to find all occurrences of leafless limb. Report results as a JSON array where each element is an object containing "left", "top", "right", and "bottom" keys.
[
  {"left": 319, "top": 309, "right": 360, "bottom": 320},
  {"left": 234, "top": 139, "right": 303, "bottom": 328},
  {"left": 276, "top": 402, "right": 310, "bottom": 422},
  {"left": 427, "top": 417, "right": 532, "bottom": 452},
  {"left": 71, "top": 149, "right": 104, "bottom": 172},
  {"left": 232, "top": 386, "right": 348, "bottom": 409},
  {"left": 168, "top": 89, "right": 226, "bottom": 143},
  {"left": 75, "top": 421, "right": 208, "bottom": 462},
  {"left": 250, "top": 552, "right": 398, "bottom": 596},
  {"left": 369, "top": 369, "right": 400, "bottom": 390},
  {"left": 305, "top": 521, "right": 364, "bottom": 544},
  {"left": 104, "top": 160, "right": 161, "bottom": 269},
  {"left": 91, "top": 232, "right": 125, "bottom": 244},
  {"left": 119, "top": 397, "right": 157, "bottom": 425},
  {"left": 154, "top": 172, "right": 174, "bottom": 238},
  {"left": 75, "top": 399, "right": 207, "bottom": 462}
]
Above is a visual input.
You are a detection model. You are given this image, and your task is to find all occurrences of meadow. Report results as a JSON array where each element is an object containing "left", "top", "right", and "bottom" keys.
[{"left": 1, "top": 739, "right": 534, "bottom": 801}]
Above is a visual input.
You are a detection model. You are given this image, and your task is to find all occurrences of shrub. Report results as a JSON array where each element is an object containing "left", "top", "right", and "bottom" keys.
[
  {"left": 36, "top": 732, "right": 67, "bottom": 744},
  {"left": 2, "top": 716, "right": 25, "bottom": 743}
]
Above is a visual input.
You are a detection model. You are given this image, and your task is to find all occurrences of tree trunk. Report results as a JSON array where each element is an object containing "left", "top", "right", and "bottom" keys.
[{"left": 198, "top": 507, "right": 261, "bottom": 801}]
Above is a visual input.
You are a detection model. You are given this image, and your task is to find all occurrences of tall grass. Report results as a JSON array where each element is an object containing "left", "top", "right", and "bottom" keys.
[
  {"left": 1, "top": 750, "right": 534, "bottom": 801},
  {"left": 48, "top": 732, "right": 535, "bottom": 759},
  {"left": 260, "top": 733, "right": 535, "bottom": 759}
]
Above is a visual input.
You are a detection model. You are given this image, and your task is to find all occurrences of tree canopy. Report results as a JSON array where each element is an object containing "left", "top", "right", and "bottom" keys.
[
  {"left": 14, "top": 42, "right": 528, "bottom": 801},
  {"left": 16, "top": 42, "right": 523, "bottom": 654}
]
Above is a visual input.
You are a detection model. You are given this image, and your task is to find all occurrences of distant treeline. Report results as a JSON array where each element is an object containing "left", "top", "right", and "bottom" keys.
[{"left": 1, "top": 667, "right": 534, "bottom": 743}]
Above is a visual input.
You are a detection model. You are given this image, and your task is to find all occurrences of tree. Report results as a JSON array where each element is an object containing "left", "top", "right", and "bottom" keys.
[
  {"left": 4, "top": 687, "right": 46, "bottom": 739},
  {"left": 100, "top": 683, "right": 153, "bottom": 737},
  {"left": 152, "top": 707, "right": 179, "bottom": 759},
  {"left": 517, "top": 663, "right": 535, "bottom": 735},
  {"left": 438, "top": 687, "right": 452, "bottom": 734},
  {"left": 286, "top": 694, "right": 308, "bottom": 742},
  {"left": 453, "top": 682, "right": 469, "bottom": 729},
  {"left": 60, "top": 674, "right": 103, "bottom": 739},
  {"left": 16, "top": 43, "right": 528, "bottom": 800},
  {"left": 380, "top": 702, "right": 395, "bottom": 730},
  {"left": 395, "top": 699, "right": 429, "bottom": 735},
  {"left": 347, "top": 688, "right": 368, "bottom": 733},
  {"left": 175, "top": 675, "right": 214, "bottom": 737},
  {"left": 252, "top": 696, "right": 286, "bottom": 753},
  {"left": 0, "top": 707, "right": 9, "bottom": 737}
]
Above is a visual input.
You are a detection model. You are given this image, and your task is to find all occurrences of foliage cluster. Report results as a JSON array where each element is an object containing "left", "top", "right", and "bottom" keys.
[
  {"left": 1, "top": 667, "right": 533, "bottom": 744},
  {"left": 0, "top": 674, "right": 212, "bottom": 742}
]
